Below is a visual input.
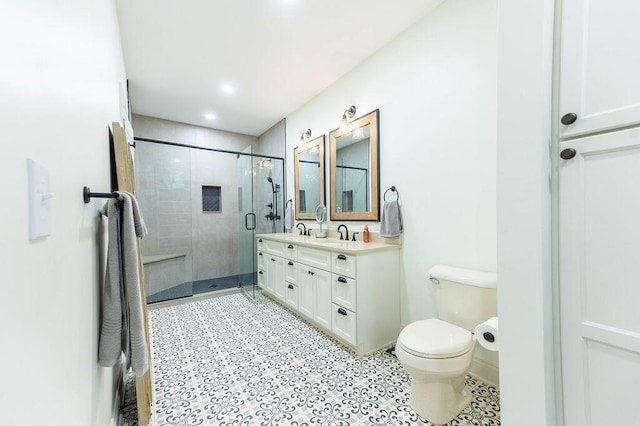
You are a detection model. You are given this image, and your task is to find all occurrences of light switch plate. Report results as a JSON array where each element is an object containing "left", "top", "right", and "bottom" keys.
[{"left": 27, "top": 159, "right": 53, "bottom": 240}]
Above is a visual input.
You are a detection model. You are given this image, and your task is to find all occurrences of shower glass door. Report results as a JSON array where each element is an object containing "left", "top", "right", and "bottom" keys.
[{"left": 237, "top": 145, "right": 256, "bottom": 297}]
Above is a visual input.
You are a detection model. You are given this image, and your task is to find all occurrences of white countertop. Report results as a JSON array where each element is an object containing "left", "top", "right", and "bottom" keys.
[{"left": 256, "top": 233, "right": 401, "bottom": 254}]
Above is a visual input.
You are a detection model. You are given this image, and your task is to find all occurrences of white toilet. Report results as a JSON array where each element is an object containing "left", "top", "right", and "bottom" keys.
[{"left": 395, "top": 264, "right": 497, "bottom": 425}]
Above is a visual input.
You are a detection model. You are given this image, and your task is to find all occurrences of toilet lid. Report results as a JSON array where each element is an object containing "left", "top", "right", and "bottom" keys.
[{"left": 398, "top": 318, "right": 473, "bottom": 359}]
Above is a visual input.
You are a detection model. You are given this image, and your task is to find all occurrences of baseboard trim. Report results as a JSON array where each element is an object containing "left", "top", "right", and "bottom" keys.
[{"left": 469, "top": 357, "right": 499, "bottom": 387}]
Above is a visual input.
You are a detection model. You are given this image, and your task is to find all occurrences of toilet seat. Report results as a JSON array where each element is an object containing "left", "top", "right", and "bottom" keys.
[{"left": 398, "top": 318, "right": 473, "bottom": 359}]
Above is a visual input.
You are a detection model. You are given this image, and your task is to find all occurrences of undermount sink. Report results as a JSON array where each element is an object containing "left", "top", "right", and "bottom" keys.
[
  {"left": 312, "top": 239, "right": 343, "bottom": 246},
  {"left": 314, "top": 241, "right": 342, "bottom": 247}
]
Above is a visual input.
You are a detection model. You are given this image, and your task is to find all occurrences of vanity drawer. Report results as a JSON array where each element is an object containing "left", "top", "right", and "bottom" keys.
[
  {"left": 332, "top": 304, "right": 357, "bottom": 346},
  {"left": 285, "top": 260, "right": 297, "bottom": 284},
  {"left": 257, "top": 251, "right": 265, "bottom": 269},
  {"left": 285, "top": 283, "right": 299, "bottom": 310},
  {"left": 283, "top": 243, "right": 298, "bottom": 260},
  {"left": 332, "top": 252, "right": 356, "bottom": 278},
  {"left": 332, "top": 274, "right": 357, "bottom": 312},
  {"left": 264, "top": 240, "right": 285, "bottom": 256},
  {"left": 298, "top": 246, "right": 331, "bottom": 270}
]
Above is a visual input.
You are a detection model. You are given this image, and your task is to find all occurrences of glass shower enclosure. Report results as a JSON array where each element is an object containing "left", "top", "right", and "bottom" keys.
[{"left": 135, "top": 139, "right": 284, "bottom": 304}]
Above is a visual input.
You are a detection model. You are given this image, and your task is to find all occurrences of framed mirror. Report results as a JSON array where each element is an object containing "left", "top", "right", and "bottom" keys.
[
  {"left": 329, "top": 109, "right": 379, "bottom": 221},
  {"left": 294, "top": 135, "right": 325, "bottom": 220}
]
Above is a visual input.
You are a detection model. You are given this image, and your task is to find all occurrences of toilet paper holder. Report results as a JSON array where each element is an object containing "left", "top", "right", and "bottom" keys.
[{"left": 482, "top": 332, "right": 495, "bottom": 343}]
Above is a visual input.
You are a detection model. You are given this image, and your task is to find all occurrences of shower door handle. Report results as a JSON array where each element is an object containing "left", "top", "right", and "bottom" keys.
[{"left": 245, "top": 213, "right": 256, "bottom": 230}]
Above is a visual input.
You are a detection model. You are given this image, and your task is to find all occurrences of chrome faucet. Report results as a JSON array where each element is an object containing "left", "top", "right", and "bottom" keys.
[
  {"left": 337, "top": 224, "right": 349, "bottom": 241},
  {"left": 296, "top": 223, "right": 307, "bottom": 236}
]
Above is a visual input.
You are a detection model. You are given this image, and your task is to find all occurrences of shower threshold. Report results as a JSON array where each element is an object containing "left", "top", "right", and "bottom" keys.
[{"left": 147, "top": 272, "right": 256, "bottom": 304}]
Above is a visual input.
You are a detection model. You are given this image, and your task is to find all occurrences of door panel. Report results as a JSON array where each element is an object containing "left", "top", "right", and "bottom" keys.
[
  {"left": 559, "top": 0, "right": 640, "bottom": 138},
  {"left": 559, "top": 127, "right": 640, "bottom": 425},
  {"left": 238, "top": 145, "right": 255, "bottom": 297},
  {"left": 313, "top": 268, "right": 332, "bottom": 330},
  {"left": 298, "top": 267, "right": 314, "bottom": 319}
]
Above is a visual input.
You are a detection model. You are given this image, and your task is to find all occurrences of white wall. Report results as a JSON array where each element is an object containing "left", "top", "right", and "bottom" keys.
[
  {"left": 496, "top": 0, "right": 557, "bottom": 424},
  {"left": 0, "top": 1, "right": 127, "bottom": 425},
  {"left": 284, "top": 0, "right": 499, "bottom": 371}
]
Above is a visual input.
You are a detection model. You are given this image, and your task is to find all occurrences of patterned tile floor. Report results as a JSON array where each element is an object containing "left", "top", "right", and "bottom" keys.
[{"left": 125, "top": 291, "right": 500, "bottom": 425}]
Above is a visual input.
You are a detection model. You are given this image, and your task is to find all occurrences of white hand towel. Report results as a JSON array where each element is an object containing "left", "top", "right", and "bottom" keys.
[
  {"left": 380, "top": 200, "right": 403, "bottom": 238},
  {"left": 285, "top": 206, "right": 294, "bottom": 230}
]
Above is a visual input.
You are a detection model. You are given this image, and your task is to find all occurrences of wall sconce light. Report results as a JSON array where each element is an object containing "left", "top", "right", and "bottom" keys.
[
  {"left": 299, "top": 129, "right": 312, "bottom": 148},
  {"left": 340, "top": 105, "right": 357, "bottom": 135}
]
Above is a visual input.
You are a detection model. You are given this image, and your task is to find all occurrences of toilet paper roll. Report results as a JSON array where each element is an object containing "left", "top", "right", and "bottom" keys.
[{"left": 475, "top": 317, "right": 499, "bottom": 351}]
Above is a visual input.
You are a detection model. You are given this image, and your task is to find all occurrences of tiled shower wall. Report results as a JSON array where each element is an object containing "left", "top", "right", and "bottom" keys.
[
  {"left": 135, "top": 141, "right": 194, "bottom": 294},
  {"left": 133, "top": 115, "right": 285, "bottom": 296}
]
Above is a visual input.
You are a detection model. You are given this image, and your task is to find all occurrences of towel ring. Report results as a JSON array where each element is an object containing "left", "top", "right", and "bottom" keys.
[{"left": 384, "top": 186, "right": 399, "bottom": 202}]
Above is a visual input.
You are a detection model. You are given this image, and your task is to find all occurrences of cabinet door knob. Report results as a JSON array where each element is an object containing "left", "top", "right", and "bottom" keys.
[
  {"left": 258, "top": 239, "right": 263, "bottom": 242},
  {"left": 337, "top": 254, "right": 347, "bottom": 260},
  {"left": 258, "top": 270, "right": 263, "bottom": 274},
  {"left": 271, "top": 258, "right": 276, "bottom": 262},
  {"left": 338, "top": 308, "right": 348, "bottom": 316},
  {"left": 287, "top": 244, "right": 294, "bottom": 249},
  {"left": 288, "top": 284, "right": 294, "bottom": 289},
  {"left": 288, "top": 261, "right": 294, "bottom": 266},
  {"left": 561, "top": 112, "right": 578, "bottom": 125},
  {"left": 258, "top": 252, "right": 263, "bottom": 256},
  {"left": 560, "top": 148, "right": 577, "bottom": 160},
  {"left": 337, "top": 277, "right": 347, "bottom": 283}
]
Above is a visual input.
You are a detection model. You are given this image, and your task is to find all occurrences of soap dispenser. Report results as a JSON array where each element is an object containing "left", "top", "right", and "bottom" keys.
[{"left": 363, "top": 224, "right": 370, "bottom": 243}]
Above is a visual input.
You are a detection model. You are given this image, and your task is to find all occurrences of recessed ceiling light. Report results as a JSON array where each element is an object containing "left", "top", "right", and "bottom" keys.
[
  {"left": 221, "top": 84, "right": 235, "bottom": 94},
  {"left": 204, "top": 113, "right": 216, "bottom": 120}
]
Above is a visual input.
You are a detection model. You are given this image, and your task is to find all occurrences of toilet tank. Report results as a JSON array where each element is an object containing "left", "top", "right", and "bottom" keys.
[{"left": 429, "top": 264, "right": 497, "bottom": 332}]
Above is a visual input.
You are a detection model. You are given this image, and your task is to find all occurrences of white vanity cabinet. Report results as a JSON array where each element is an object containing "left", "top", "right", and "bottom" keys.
[
  {"left": 257, "top": 234, "right": 400, "bottom": 355},
  {"left": 270, "top": 255, "right": 286, "bottom": 300}
]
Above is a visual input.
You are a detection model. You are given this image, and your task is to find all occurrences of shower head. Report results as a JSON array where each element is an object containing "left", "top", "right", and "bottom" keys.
[{"left": 267, "top": 177, "right": 275, "bottom": 193}]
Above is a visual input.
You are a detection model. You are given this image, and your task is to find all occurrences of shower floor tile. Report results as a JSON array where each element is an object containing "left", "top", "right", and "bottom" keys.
[
  {"left": 129, "top": 292, "right": 500, "bottom": 425},
  {"left": 147, "top": 273, "right": 255, "bottom": 304}
]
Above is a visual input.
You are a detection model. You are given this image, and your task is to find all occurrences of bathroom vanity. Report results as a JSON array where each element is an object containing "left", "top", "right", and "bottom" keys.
[{"left": 256, "top": 233, "right": 400, "bottom": 355}]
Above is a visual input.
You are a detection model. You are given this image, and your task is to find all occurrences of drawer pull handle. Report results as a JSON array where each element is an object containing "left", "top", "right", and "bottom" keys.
[
  {"left": 337, "top": 277, "right": 347, "bottom": 283},
  {"left": 258, "top": 239, "right": 263, "bottom": 242},
  {"left": 288, "top": 284, "right": 294, "bottom": 289},
  {"left": 308, "top": 271, "right": 315, "bottom": 276},
  {"left": 337, "top": 254, "right": 347, "bottom": 260},
  {"left": 288, "top": 261, "right": 294, "bottom": 266},
  {"left": 338, "top": 308, "right": 348, "bottom": 316},
  {"left": 271, "top": 258, "right": 276, "bottom": 262},
  {"left": 258, "top": 252, "right": 263, "bottom": 256},
  {"left": 287, "top": 244, "right": 294, "bottom": 249},
  {"left": 258, "top": 270, "right": 263, "bottom": 274}
]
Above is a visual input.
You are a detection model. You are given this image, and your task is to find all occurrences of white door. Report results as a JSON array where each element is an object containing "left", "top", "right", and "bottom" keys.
[
  {"left": 313, "top": 268, "right": 332, "bottom": 330},
  {"left": 558, "top": 0, "right": 640, "bottom": 139},
  {"left": 559, "top": 127, "right": 640, "bottom": 425}
]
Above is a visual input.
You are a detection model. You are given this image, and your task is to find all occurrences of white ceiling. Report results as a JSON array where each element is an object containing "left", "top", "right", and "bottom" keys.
[{"left": 116, "top": 0, "right": 444, "bottom": 136}]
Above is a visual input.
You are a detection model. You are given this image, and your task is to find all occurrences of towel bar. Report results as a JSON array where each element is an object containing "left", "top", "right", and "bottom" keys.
[{"left": 83, "top": 186, "right": 119, "bottom": 203}]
